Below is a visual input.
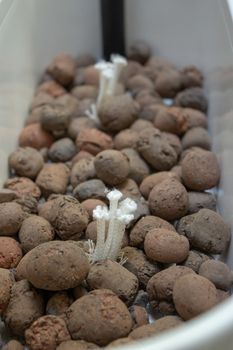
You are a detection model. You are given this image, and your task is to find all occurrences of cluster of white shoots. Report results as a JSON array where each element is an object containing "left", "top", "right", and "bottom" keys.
[
  {"left": 87, "top": 189, "right": 137, "bottom": 264},
  {"left": 86, "top": 55, "right": 127, "bottom": 123}
]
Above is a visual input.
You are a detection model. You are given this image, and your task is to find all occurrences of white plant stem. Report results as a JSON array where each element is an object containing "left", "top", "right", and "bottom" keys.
[
  {"left": 92, "top": 218, "right": 106, "bottom": 262},
  {"left": 108, "top": 220, "right": 125, "bottom": 261}
]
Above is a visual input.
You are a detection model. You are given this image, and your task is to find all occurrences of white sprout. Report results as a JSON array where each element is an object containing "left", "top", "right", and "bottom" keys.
[
  {"left": 85, "top": 55, "right": 127, "bottom": 123},
  {"left": 89, "top": 189, "right": 137, "bottom": 264}
]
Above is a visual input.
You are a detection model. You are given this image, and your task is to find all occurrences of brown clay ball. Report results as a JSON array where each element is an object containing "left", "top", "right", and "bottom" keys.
[
  {"left": 188, "top": 191, "right": 216, "bottom": 214},
  {"left": 19, "top": 215, "right": 54, "bottom": 252},
  {"left": 76, "top": 128, "right": 113, "bottom": 155},
  {"left": 2, "top": 340, "right": 24, "bottom": 350},
  {"left": 182, "top": 127, "right": 211, "bottom": 150},
  {"left": 114, "top": 129, "right": 139, "bottom": 150},
  {"left": 154, "top": 106, "right": 188, "bottom": 135},
  {"left": 94, "top": 150, "right": 130, "bottom": 185},
  {"left": 122, "top": 148, "right": 150, "bottom": 185},
  {"left": 144, "top": 228, "right": 189, "bottom": 263},
  {"left": 175, "top": 87, "right": 208, "bottom": 113},
  {"left": 155, "top": 69, "right": 183, "bottom": 98},
  {"left": 0, "top": 237, "right": 22, "bottom": 269},
  {"left": 98, "top": 94, "right": 138, "bottom": 132},
  {"left": 48, "top": 137, "right": 77, "bottom": 162},
  {"left": 130, "top": 119, "right": 154, "bottom": 132},
  {"left": 73, "top": 179, "right": 106, "bottom": 202},
  {"left": 140, "top": 171, "right": 179, "bottom": 199},
  {"left": 46, "top": 292, "right": 73, "bottom": 317},
  {"left": 17, "top": 240, "right": 89, "bottom": 291},
  {"left": 71, "top": 85, "right": 98, "bottom": 100},
  {"left": 66, "top": 289, "right": 132, "bottom": 346},
  {"left": 128, "top": 40, "right": 151, "bottom": 64},
  {"left": 57, "top": 340, "right": 100, "bottom": 350},
  {"left": 37, "top": 80, "right": 66, "bottom": 97},
  {"left": 5, "top": 177, "right": 41, "bottom": 199},
  {"left": 0, "top": 268, "right": 14, "bottom": 314},
  {"left": 81, "top": 198, "right": 106, "bottom": 219},
  {"left": 181, "top": 148, "right": 220, "bottom": 190},
  {"left": 0, "top": 202, "right": 26, "bottom": 236},
  {"left": 129, "top": 305, "right": 148, "bottom": 329},
  {"left": 47, "top": 53, "right": 76, "bottom": 86},
  {"left": 149, "top": 178, "right": 189, "bottom": 221},
  {"left": 40, "top": 104, "right": 71, "bottom": 132},
  {"left": 70, "top": 158, "right": 96, "bottom": 187},
  {"left": 68, "top": 117, "right": 96, "bottom": 140},
  {"left": 9, "top": 147, "right": 44, "bottom": 179},
  {"left": 25, "top": 315, "right": 71, "bottom": 350},
  {"left": 18, "top": 123, "right": 54, "bottom": 149},
  {"left": 182, "top": 250, "right": 210, "bottom": 272},
  {"left": 199, "top": 260, "right": 233, "bottom": 290},
  {"left": 87, "top": 260, "right": 139, "bottom": 305},
  {"left": 173, "top": 274, "right": 218, "bottom": 320}
]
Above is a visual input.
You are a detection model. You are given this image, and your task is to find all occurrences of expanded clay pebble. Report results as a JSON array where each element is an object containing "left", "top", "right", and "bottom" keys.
[
  {"left": 68, "top": 117, "right": 96, "bottom": 140},
  {"left": 144, "top": 228, "right": 189, "bottom": 263},
  {"left": 40, "top": 104, "right": 71, "bottom": 132},
  {"left": 18, "top": 123, "right": 54, "bottom": 149},
  {"left": 9, "top": 147, "right": 44, "bottom": 179},
  {"left": 126, "top": 74, "right": 154, "bottom": 94},
  {"left": 199, "top": 260, "right": 233, "bottom": 291},
  {"left": 129, "top": 215, "right": 175, "bottom": 247},
  {"left": 76, "top": 128, "right": 113, "bottom": 155},
  {"left": 148, "top": 178, "right": 189, "bottom": 221},
  {"left": 128, "top": 40, "right": 151, "bottom": 64},
  {"left": 181, "top": 148, "right": 220, "bottom": 190},
  {"left": 37, "top": 80, "right": 66, "bottom": 97},
  {"left": 19, "top": 215, "right": 54, "bottom": 252},
  {"left": 94, "top": 150, "right": 130, "bottom": 186},
  {"left": 182, "top": 250, "right": 210, "bottom": 272},
  {"left": 57, "top": 340, "right": 100, "bottom": 350},
  {"left": 81, "top": 198, "right": 106, "bottom": 219},
  {"left": 137, "top": 128, "right": 177, "bottom": 170},
  {"left": 36, "top": 163, "right": 70, "bottom": 198},
  {"left": 14, "top": 195, "right": 38, "bottom": 214},
  {"left": 163, "top": 132, "right": 182, "bottom": 157},
  {"left": 2, "top": 340, "right": 24, "bottom": 350},
  {"left": 71, "top": 85, "right": 98, "bottom": 100},
  {"left": 87, "top": 260, "right": 139, "bottom": 305},
  {"left": 0, "top": 237, "right": 22, "bottom": 269},
  {"left": 188, "top": 191, "right": 216, "bottom": 214},
  {"left": 122, "top": 148, "right": 150, "bottom": 184},
  {"left": 140, "top": 171, "right": 179, "bottom": 199},
  {"left": 17, "top": 241, "right": 89, "bottom": 290},
  {"left": 0, "top": 268, "right": 14, "bottom": 314},
  {"left": 176, "top": 208, "right": 231, "bottom": 254},
  {"left": 0, "top": 202, "right": 26, "bottom": 236},
  {"left": 98, "top": 94, "right": 138, "bottom": 132},
  {"left": 70, "top": 158, "right": 96, "bottom": 187},
  {"left": 5, "top": 177, "right": 41, "bottom": 199},
  {"left": 47, "top": 53, "right": 76, "bottom": 86},
  {"left": 182, "top": 127, "right": 211, "bottom": 150},
  {"left": 66, "top": 289, "right": 132, "bottom": 346},
  {"left": 129, "top": 305, "right": 149, "bottom": 329},
  {"left": 3, "top": 280, "right": 44, "bottom": 336},
  {"left": 0, "top": 189, "right": 18, "bottom": 203},
  {"left": 180, "top": 65, "right": 203, "bottom": 88},
  {"left": 73, "top": 179, "right": 106, "bottom": 201},
  {"left": 130, "top": 119, "right": 154, "bottom": 132},
  {"left": 48, "top": 137, "right": 77, "bottom": 162},
  {"left": 46, "top": 292, "right": 73, "bottom": 317},
  {"left": 175, "top": 87, "right": 208, "bottom": 113},
  {"left": 114, "top": 129, "right": 139, "bottom": 150},
  {"left": 173, "top": 274, "right": 218, "bottom": 320},
  {"left": 25, "top": 315, "right": 71, "bottom": 350},
  {"left": 129, "top": 316, "right": 183, "bottom": 340}
]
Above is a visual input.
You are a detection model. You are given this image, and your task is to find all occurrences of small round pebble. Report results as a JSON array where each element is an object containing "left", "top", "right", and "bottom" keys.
[
  {"left": 81, "top": 198, "right": 106, "bottom": 219},
  {"left": 9, "top": 147, "right": 44, "bottom": 179},
  {"left": 182, "top": 250, "right": 210, "bottom": 272},
  {"left": 19, "top": 215, "right": 54, "bottom": 252},
  {"left": 149, "top": 178, "right": 188, "bottom": 221},
  {"left": 48, "top": 138, "right": 76, "bottom": 162},
  {"left": 128, "top": 40, "right": 151, "bottom": 64},
  {"left": 66, "top": 289, "right": 132, "bottom": 346},
  {"left": 182, "top": 148, "right": 220, "bottom": 190},
  {"left": 155, "top": 69, "right": 183, "bottom": 98},
  {"left": 76, "top": 128, "right": 113, "bottom": 155},
  {"left": 25, "top": 315, "right": 71, "bottom": 350},
  {"left": 18, "top": 123, "right": 54, "bottom": 149},
  {"left": 173, "top": 274, "right": 218, "bottom": 320},
  {"left": 0, "top": 237, "right": 22, "bottom": 268},
  {"left": 122, "top": 148, "right": 150, "bottom": 185},
  {"left": 140, "top": 171, "right": 179, "bottom": 199},
  {"left": 46, "top": 292, "right": 73, "bottom": 316},
  {"left": 199, "top": 260, "right": 233, "bottom": 290},
  {"left": 175, "top": 87, "right": 208, "bottom": 113},
  {"left": 2, "top": 340, "right": 24, "bottom": 350},
  {"left": 188, "top": 191, "right": 216, "bottom": 214},
  {"left": 0, "top": 268, "right": 14, "bottom": 314},
  {"left": 70, "top": 158, "right": 95, "bottom": 187},
  {"left": 68, "top": 117, "right": 95, "bottom": 140},
  {"left": 5, "top": 177, "right": 41, "bottom": 199},
  {"left": 94, "top": 150, "right": 130, "bottom": 186},
  {"left": 144, "top": 228, "right": 189, "bottom": 263},
  {"left": 0, "top": 202, "right": 26, "bottom": 236},
  {"left": 87, "top": 260, "right": 139, "bottom": 305},
  {"left": 129, "top": 305, "right": 148, "bottom": 329},
  {"left": 47, "top": 53, "right": 76, "bottom": 86},
  {"left": 73, "top": 179, "right": 106, "bottom": 201},
  {"left": 182, "top": 127, "right": 211, "bottom": 150},
  {"left": 57, "top": 340, "right": 99, "bottom": 350},
  {"left": 40, "top": 104, "right": 71, "bottom": 132},
  {"left": 114, "top": 129, "right": 139, "bottom": 150}
]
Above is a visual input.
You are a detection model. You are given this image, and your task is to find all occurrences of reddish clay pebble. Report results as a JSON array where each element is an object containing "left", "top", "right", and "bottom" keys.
[
  {"left": 99, "top": 94, "right": 138, "bottom": 132},
  {"left": 81, "top": 198, "right": 106, "bottom": 219},
  {"left": 36, "top": 163, "right": 70, "bottom": 198},
  {"left": 40, "top": 104, "right": 71, "bottom": 132},
  {"left": 154, "top": 106, "right": 188, "bottom": 135},
  {"left": 129, "top": 305, "right": 148, "bottom": 329},
  {"left": 137, "top": 128, "right": 177, "bottom": 170},
  {"left": 82, "top": 66, "right": 99, "bottom": 86},
  {"left": 122, "top": 148, "right": 150, "bottom": 184},
  {"left": 87, "top": 260, "right": 139, "bottom": 305},
  {"left": 3, "top": 279, "right": 44, "bottom": 335},
  {"left": 114, "top": 129, "right": 139, "bottom": 150},
  {"left": 182, "top": 127, "right": 211, "bottom": 150},
  {"left": 47, "top": 54, "right": 76, "bottom": 86},
  {"left": 140, "top": 171, "right": 179, "bottom": 199},
  {"left": 19, "top": 215, "right": 54, "bottom": 252},
  {"left": 128, "top": 40, "right": 151, "bottom": 64},
  {"left": 199, "top": 260, "right": 233, "bottom": 290},
  {"left": 130, "top": 119, "right": 154, "bottom": 132},
  {"left": 149, "top": 178, "right": 188, "bottom": 221},
  {"left": 18, "top": 123, "right": 54, "bottom": 149},
  {"left": 46, "top": 292, "right": 73, "bottom": 317},
  {"left": 155, "top": 69, "right": 183, "bottom": 98},
  {"left": 188, "top": 191, "right": 216, "bottom": 214},
  {"left": 144, "top": 228, "right": 189, "bottom": 263},
  {"left": 182, "top": 250, "right": 210, "bottom": 272},
  {"left": 176, "top": 208, "right": 231, "bottom": 254},
  {"left": 0, "top": 237, "right": 22, "bottom": 269},
  {"left": 70, "top": 158, "right": 96, "bottom": 187},
  {"left": 9, "top": 147, "right": 44, "bottom": 179},
  {"left": 130, "top": 215, "right": 175, "bottom": 247},
  {"left": 175, "top": 87, "right": 208, "bottom": 113},
  {"left": 2, "top": 340, "right": 24, "bottom": 350},
  {"left": 72, "top": 150, "right": 93, "bottom": 164},
  {"left": 57, "top": 340, "right": 100, "bottom": 350},
  {"left": 37, "top": 80, "right": 66, "bottom": 97},
  {"left": 76, "top": 128, "right": 113, "bottom": 155},
  {"left": 163, "top": 132, "right": 182, "bottom": 157},
  {"left": 25, "top": 315, "right": 71, "bottom": 350},
  {"left": 129, "top": 316, "right": 183, "bottom": 340},
  {"left": 147, "top": 265, "right": 195, "bottom": 302},
  {"left": 40, "top": 195, "right": 89, "bottom": 240},
  {"left": 68, "top": 117, "right": 96, "bottom": 140},
  {"left": 17, "top": 240, "right": 89, "bottom": 291},
  {"left": 127, "top": 74, "right": 154, "bottom": 94},
  {"left": 0, "top": 268, "right": 14, "bottom": 314},
  {"left": 94, "top": 150, "right": 130, "bottom": 186},
  {"left": 66, "top": 289, "right": 132, "bottom": 346},
  {"left": 182, "top": 148, "right": 220, "bottom": 190},
  {"left": 5, "top": 177, "right": 41, "bottom": 199},
  {"left": 71, "top": 85, "right": 98, "bottom": 100},
  {"left": 0, "top": 202, "right": 26, "bottom": 236},
  {"left": 173, "top": 274, "right": 218, "bottom": 320}
]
